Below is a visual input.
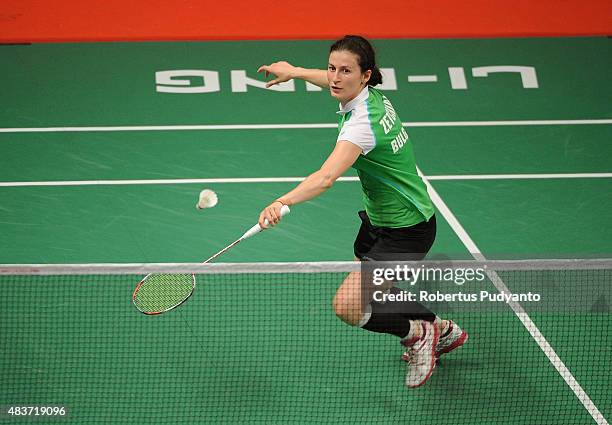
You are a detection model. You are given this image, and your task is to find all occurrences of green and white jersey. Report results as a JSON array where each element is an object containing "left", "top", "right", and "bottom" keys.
[{"left": 337, "top": 87, "right": 434, "bottom": 228}]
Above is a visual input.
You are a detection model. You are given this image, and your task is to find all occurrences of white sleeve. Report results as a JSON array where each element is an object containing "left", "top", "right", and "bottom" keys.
[{"left": 336, "top": 106, "right": 376, "bottom": 155}]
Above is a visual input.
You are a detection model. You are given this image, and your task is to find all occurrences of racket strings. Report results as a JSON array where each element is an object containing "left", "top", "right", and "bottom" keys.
[{"left": 133, "top": 273, "right": 195, "bottom": 314}]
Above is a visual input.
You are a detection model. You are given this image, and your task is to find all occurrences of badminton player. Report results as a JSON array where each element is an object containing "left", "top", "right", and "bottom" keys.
[{"left": 258, "top": 35, "right": 467, "bottom": 387}]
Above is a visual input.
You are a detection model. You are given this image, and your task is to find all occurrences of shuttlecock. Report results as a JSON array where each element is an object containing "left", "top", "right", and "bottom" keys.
[{"left": 196, "top": 189, "right": 218, "bottom": 209}]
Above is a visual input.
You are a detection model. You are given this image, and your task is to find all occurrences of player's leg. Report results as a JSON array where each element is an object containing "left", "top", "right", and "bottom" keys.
[
  {"left": 333, "top": 267, "right": 440, "bottom": 387},
  {"left": 332, "top": 211, "right": 441, "bottom": 387},
  {"left": 367, "top": 214, "right": 467, "bottom": 359}
]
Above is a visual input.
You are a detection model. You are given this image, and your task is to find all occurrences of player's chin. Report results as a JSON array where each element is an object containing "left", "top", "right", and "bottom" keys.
[{"left": 329, "top": 89, "right": 343, "bottom": 102}]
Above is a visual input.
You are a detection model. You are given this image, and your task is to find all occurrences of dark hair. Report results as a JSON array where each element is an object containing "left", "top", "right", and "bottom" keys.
[{"left": 329, "top": 35, "right": 383, "bottom": 86}]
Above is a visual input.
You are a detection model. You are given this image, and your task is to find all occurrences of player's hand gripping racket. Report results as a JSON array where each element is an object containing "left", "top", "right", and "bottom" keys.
[{"left": 132, "top": 205, "right": 290, "bottom": 315}]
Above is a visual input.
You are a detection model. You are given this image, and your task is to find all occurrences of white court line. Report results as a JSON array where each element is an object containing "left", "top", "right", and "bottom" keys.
[
  {"left": 0, "top": 177, "right": 330, "bottom": 187},
  {"left": 0, "top": 119, "right": 611, "bottom": 133},
  {"left": 1, "top": 173, "right": 611, "bottom": 187},
  {"left": 417, "top": 166, "right": 609, "bottom": 425},
  {"left": 426, "top": 172, "right": 612, "bottom": 180}
]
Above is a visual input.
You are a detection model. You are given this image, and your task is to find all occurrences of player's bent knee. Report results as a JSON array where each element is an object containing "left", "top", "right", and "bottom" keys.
[
  {"left": 332, "top": 293, "right": 345, "bottom": 318},
  {"left": 332, "top": 293, "right": 361, "bottom": 326}
]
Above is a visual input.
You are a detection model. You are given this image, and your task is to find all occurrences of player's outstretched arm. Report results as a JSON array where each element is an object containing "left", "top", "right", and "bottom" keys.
[
  {"left": 258, "top": 61, "right": 328, "bottom": 88},
  {"left": 258, "top": 141, "right": 361, "bottom": 228}
]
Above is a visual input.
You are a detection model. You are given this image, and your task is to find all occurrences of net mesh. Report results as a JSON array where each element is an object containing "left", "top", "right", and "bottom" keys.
[{"left": 1, "top": 261, "right": 610, "bottom": 424}]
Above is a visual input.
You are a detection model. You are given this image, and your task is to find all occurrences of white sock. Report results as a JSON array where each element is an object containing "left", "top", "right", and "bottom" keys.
[{"left": 357, "top": 304, "right": 372, "bottom": 328}]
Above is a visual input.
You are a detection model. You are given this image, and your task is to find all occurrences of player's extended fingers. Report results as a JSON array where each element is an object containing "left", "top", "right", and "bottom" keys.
[
  {"left": 265, "top": 78, "right": 282, "bottom": 88},
  {"left": 257, "top": 66, "right": 271, "bottom": 78}
]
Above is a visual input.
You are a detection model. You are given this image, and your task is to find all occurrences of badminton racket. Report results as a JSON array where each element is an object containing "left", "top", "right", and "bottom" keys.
[{"left": 132, "top": 205, "right": 290, "bottom": 314}]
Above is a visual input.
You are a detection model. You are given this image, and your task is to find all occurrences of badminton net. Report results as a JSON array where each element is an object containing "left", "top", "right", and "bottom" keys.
[{"left": 0, "top": 260, "right": 610, "bottom": 424}]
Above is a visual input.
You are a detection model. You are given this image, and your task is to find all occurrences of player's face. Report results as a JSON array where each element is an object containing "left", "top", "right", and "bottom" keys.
[{"left": 327, "top": 50, "right": 371, "bottom": 105}]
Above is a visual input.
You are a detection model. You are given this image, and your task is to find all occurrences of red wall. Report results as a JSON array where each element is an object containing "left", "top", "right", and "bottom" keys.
[{"left": 1, "top": 0, "right": 611, "bottom": 43}]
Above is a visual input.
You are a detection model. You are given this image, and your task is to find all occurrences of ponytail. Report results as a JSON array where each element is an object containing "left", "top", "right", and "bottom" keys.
[{"left": 368, "top": 67, "right": 383, "bottom": 86}]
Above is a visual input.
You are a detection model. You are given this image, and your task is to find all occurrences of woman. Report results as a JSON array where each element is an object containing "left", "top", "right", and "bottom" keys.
[{"left": 257, "top": 35, "right": 467, "bottom": 388}]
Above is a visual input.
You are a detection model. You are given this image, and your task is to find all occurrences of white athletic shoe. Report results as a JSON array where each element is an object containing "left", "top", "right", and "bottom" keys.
[
  {"left": 401, "top": 320, "right": 468, "bottom": 362},
  {"left": 435, "top": 321, "right": 468, "bottom": 357},
  {"left": 402, "top": 321, "right": 439, "bottom": 388}
]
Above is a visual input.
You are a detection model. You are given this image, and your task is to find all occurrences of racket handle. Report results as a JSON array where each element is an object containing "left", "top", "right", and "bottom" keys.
[{"left": 241, "top": 205, "right": 290, "bottom": 240}]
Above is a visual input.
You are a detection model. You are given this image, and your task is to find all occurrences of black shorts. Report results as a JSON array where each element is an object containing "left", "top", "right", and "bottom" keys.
[{"left": 353, "top": 210, "right": 436, "bottom": 261}]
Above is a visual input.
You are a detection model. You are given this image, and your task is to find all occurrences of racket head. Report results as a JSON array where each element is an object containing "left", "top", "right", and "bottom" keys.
[{"left": 132, "top": 273, "right": 196, "bottom": 315}]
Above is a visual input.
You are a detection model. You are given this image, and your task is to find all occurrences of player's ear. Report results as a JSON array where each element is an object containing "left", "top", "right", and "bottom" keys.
[{"left": 362, "top": 69, "right": 372, "bottom": 85}]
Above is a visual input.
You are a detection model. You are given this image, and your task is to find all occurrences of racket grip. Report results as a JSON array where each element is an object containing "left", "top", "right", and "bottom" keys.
[{"left": 241, "top": 205, "right": 290, "bottom": 240}]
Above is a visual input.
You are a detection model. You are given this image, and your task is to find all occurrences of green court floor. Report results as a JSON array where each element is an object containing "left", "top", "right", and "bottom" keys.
[{"left": 0, "top": 37, "right": 610, "bottom": 424}]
